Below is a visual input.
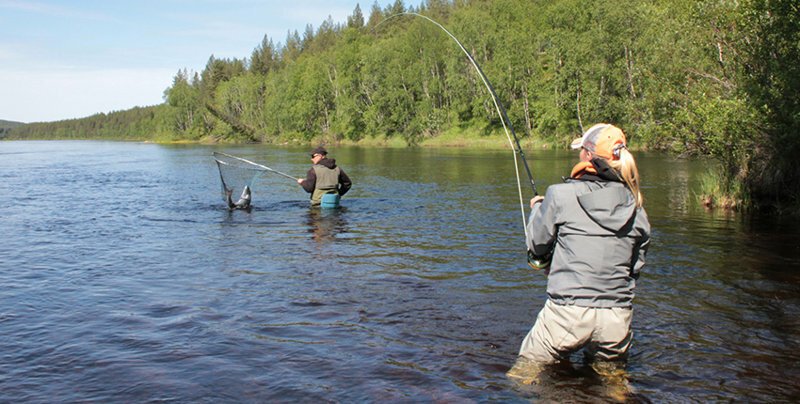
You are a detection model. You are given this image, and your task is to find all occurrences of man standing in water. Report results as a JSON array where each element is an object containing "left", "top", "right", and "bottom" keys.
[
  {"left": 297, "top": 146, "right": 352, "bottom": 206},
  {"left": 507, "top": 124, "right": 651, "bottom": 399}
]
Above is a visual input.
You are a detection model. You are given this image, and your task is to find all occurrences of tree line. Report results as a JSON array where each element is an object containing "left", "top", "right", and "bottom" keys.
[
  {"left": 0, "top": 119, "right": 24, "bottom": 138},
  {"left": 8, "top": 0, "right": 800, "bottom": 211}
]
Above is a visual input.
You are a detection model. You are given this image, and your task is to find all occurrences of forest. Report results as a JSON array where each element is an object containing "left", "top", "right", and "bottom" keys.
[
  {"left": 0, "top": 119, "right": 24, "bottom": 138},
  {"left": 8, "top": 0, "right": 800, "bottom": 211}
]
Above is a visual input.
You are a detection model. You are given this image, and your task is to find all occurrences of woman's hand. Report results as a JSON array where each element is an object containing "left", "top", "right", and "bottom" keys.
[{"left": 530, "top": 195, "right": 545, "bottom": 208}]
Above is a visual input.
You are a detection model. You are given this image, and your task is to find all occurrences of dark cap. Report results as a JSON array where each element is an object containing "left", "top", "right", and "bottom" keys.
[{"left": 309, "top": 146, "right": 328, "bottom": 157}]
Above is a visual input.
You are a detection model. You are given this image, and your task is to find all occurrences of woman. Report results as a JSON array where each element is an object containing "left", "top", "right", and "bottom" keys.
[{"left": 509, "top": 123, "right": 651, "bottom": 383}]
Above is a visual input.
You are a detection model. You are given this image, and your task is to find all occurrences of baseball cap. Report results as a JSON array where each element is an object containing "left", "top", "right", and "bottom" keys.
[
  {"left": 309, "top": 146, "right": 328, "bottom": 157},
  {"left": 570, "top": 124, "right": 627, "bottom": 160}
]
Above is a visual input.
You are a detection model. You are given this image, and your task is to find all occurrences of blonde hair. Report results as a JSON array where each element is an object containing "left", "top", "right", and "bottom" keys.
[{"left": 608, "top": 148, "right": 644, "bottom": 207}]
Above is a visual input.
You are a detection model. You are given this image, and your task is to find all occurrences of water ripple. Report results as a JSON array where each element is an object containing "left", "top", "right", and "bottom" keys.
[{"left": 0, "top": 142, "right": 798, "bottom": 402}]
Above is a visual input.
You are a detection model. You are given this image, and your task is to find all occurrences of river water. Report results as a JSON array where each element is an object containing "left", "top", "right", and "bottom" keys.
[{"left": 1, "top": 140, "right": 798, "bottom": 402}]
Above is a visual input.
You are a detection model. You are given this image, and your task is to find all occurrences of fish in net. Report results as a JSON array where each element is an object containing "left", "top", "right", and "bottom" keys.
[
  {"left": 213, "top": 152, "right": 299, "bottom": 210},
  {"left": 213, "top": 152, "right": 262, "bottom": 210},
  {"left": 214, "top": 152, "right": 299, "bottom": 209}
]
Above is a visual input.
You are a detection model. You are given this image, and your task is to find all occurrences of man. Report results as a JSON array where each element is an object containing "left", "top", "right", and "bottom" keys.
[{"left": 297, "top": 146, "right": 352, "bottom": 206}]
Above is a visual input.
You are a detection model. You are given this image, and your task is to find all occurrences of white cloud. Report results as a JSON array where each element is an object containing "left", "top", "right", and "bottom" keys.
[{"left": 0, "top": 68, "right": 176, "bottom": 123}]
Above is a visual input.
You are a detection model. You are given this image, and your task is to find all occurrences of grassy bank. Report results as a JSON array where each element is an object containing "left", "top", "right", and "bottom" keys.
[
  {"left": 140, "top": 126, "right": 561, "bottom": 149},
  {"left": 325, "top": 127, "right": 559, "bottom": 150},
  {"left": 697, "top": 168, "right": 748, "bottom": 211}
]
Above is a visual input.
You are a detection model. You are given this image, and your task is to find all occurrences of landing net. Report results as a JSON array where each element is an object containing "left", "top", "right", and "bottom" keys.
[{"left": 213, "top": 152, "right": 263, "bottom": 204}]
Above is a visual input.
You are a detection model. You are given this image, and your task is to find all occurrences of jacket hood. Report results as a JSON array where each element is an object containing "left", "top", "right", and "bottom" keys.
[
  {"left": 577, "top": 184, "right": 637, "bottom": 232},
  {"left": 318, "top": 157, "right": 337, "bottom": 169}
]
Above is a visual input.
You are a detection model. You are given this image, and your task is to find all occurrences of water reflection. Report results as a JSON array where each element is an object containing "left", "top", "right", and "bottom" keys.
[
  {"left": 508, "top": 358, "right": 645, "bottom": 402},
  {"left": 306, "top": 207, "right": 349, "bottom": 243}
]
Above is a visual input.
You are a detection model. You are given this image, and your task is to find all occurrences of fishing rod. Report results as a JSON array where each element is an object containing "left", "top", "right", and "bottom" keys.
[
  {"left": 213, "top": 151, "right": 298, "bottom": 181},
  {"left": 378, "top": 13, "right": 548, "bottom": 269}
]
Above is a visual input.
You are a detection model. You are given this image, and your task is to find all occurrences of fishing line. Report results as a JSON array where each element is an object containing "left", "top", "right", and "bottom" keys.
[{"left": 376, "top": 13, "right": 538, "bottom": 245}]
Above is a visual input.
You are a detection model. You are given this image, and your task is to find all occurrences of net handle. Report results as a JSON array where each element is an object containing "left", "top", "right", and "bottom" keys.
[{"left": 213, "top": 152, "right": 298, "bottom": 181}]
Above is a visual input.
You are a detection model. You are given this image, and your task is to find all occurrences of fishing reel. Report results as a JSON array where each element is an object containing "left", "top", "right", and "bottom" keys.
[{"left": 527, "top": 249, "right": 552, "bottom": 271}]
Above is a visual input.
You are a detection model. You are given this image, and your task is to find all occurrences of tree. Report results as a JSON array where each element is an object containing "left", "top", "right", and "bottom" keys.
[
  {"left": 737, "top": 0, "right": 800, "bottom": 206},
  {"left": 348, "top": 4, "right": 365, "bottom": 28},
  {"left": 164, "top": 69, "right": 201, "bottom": 136},
  {"left": 250, "top": 35, "right": 277, "bottom": 75},
  {"left": 282, "top": 30, "right": 303, "bottom": 63},
  {"left": 386, "top": 0, "right": 406, "bottom": 15},
  {"left": 366, "top": 1, "right": 384, "bottom": 28}
]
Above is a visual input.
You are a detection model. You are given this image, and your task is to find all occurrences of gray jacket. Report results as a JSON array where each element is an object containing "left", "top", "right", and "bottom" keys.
[{"left": 527, "top": 180, "right": 650, "bottom": 308}]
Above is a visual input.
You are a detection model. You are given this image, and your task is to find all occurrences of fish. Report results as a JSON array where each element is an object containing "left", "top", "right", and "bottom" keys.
[{"left": 226, "top": 185, "right": 251, "bottom": 210}]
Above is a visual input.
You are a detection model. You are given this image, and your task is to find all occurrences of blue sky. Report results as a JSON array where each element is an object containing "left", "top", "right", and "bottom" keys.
[{"left": 0, "top": 0, "right": 397, "bottom": 123}]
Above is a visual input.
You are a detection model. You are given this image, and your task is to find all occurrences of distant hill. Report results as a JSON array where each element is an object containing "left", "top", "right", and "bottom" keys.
[
  {"left": 0, "top": 119, "right": 25, "bottom": 128},
  {"left": 0, "top": 119, "right": 25, "bottom": 138}
]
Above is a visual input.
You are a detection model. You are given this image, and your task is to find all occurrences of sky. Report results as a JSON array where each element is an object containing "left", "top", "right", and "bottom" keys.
[{"left": 0, "top": 0, "right": 397, "bottom": 123}]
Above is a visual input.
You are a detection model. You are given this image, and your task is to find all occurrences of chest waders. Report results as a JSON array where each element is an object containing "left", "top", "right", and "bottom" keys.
[{"left": 311, "top": 164, "right": 341, "bottom": 206}]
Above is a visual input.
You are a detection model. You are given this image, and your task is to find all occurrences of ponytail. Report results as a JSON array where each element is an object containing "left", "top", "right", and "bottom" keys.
[{"left": 608, "top": 148, "right": 643, "bottom": 207}]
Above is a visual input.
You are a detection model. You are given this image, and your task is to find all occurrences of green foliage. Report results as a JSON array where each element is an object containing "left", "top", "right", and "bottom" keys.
[
  {"left": 348, "top": 4, "right": 365, "bottom": 29},
  {"left": 0, "top": 119, "right": 24, "bottom": 128},
  {"left": 9, "top": 0, "right": 800, "bottom": 210},
  {"left": 250, "top": 35, "right": 278, "bottom": 76},
  {"left": 736, "top": 0, "right": 800, "bottom": 208},
  {"left": 0, "top": 119, "right": 24, "bottom": 138},
  {"left": 698, "top": 166, "right": 749, "bottom": 210},
  {"left": 8, "top": 105, "right": 171, "bottom": 140}
]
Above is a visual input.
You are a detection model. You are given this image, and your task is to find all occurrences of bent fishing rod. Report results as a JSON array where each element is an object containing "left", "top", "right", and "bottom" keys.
[
  {"left": 213, "top": 151, "right": 298, "bottom": 181},
  {"left": 378, "top": 13, "right": 546, "bottom": 268}
]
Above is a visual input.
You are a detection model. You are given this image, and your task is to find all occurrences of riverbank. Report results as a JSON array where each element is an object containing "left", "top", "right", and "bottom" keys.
[
  {"left": 338, "top": 130, "right": 558, "bottom": 150},
  {"left": 157, "top": 126, "right": 562, "bottom": 151},
  {"left": 8, "top": 135, "right": 794, "bottom": 213}
]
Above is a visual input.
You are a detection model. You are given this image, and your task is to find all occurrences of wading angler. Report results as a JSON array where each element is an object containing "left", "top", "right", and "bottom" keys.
[{"left": 508, "top": 124, "right": 651, "bottom": 387}]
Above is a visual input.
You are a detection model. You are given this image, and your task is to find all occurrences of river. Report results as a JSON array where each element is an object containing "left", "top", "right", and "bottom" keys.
[{"left": 1, "top": 140, "right": 798, "bottom": 402}]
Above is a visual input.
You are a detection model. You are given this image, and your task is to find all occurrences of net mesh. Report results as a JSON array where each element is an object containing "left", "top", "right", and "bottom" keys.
[{"left": 213, "top": 152, "right": 263, "bottom": 205}]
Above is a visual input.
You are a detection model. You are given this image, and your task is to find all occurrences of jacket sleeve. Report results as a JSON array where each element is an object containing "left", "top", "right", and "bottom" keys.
[
  {"left": 630, "top": 208, "right": 651, "bottom": 279},
  {"left": 526, "top": 186, "right": 560, "bottom": 257},
  {"left": 301, "top": 168, "right": 316, "bottom": 193},
  {"left": 338, "top": 169, "right": 352, "bottom": 196}
]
